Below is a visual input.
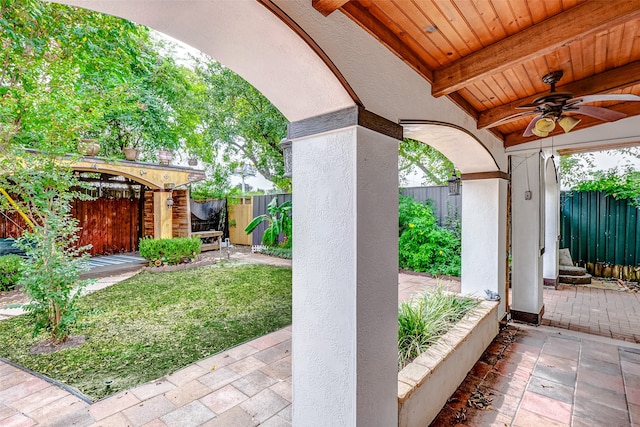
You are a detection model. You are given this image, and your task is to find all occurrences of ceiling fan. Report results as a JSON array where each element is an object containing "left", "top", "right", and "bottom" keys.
[{"left": 499, "top": 70, "right": 640, "bottom": 138}]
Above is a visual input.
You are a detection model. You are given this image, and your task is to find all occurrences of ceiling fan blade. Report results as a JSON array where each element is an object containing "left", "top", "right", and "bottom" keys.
[
  {"left": 515, "top": 104, "right": 539, "bottom": 109},
  {"left": 569, "top": 94, "right": 640, "bottom": 104},
  {"left": 481, "top": 110, "right": 538, "bottom": 129},
  {"left": 573, "top": 105, "right": 627, "bottom": 121},
  {"left": 523, "top": 115, "right": 543, "bottom": 137}
]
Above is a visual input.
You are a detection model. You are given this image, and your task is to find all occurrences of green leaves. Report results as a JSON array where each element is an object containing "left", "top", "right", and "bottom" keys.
[
  {"left": 244, "top": 197, "right": 292, "bottom": 247},
  {"left": 191, "top": 61, "right": 290, "bottom": 191},
  {"left": 398, "top": 288, "right": 478, "bottom": 369},
  {"left": 573, "top": 168, "right": 640, "bottom": 207},
  {"left": 399, "top": 138, "right": 454, "bottom": 186},
  {"left": 398, "top": 196, "right": 461, "bottom": 276},
  {"left": 0, "top": 254, "right": 23, "bottom": 291},
  {"left": 138, "top": 236, "right": 202, "bottom": 265}
]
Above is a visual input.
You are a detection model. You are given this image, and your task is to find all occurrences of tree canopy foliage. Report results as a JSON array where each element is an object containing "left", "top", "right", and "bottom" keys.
[
  {"left": 560, "top": 148, "right": 640, "bottom": 205},
  {"left": 1, "top": 0, "right": 184, "bottom": 156},
  {"left": 1, "top": 0, "right": 291, "bottom": 191},
  {"left": 399, "top": 139, "right": 454, "bottom": 186}
]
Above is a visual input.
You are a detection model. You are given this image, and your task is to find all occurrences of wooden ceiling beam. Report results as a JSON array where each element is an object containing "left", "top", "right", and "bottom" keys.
[
  {"left": 431, "top": 1, "right": 640, "bottom": 97},
  {"left": 504, "top": 102, "right": 640, "bottom": 148},
  {"left": 340, "top": 1, "right": 433, "bottom": 82},
  {"left": 478, "top": 61, "right": 640, "bottom": 129},
  {"left": 312, "top": 0, "right": 350, "bottom": 16}
]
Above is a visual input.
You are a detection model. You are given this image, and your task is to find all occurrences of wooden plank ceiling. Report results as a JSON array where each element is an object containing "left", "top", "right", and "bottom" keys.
[{"left": 313, "top": 0, "right": 640, "bottom": 148}]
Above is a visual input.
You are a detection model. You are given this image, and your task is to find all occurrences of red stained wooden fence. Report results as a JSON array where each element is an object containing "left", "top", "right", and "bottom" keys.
[{"left": 1, "top": 198, "right": 141, "bottom": 256}]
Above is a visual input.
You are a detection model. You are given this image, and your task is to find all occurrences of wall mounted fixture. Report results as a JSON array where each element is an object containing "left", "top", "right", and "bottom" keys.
[
  {"left": 447, "top": 169, "right": 461, "bottom": 196},
  {"left": 280, "top": 138, "right": 292, "bottom": 178}
]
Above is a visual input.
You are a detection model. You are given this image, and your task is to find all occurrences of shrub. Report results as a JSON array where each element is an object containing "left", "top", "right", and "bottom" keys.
[
  {"left": 139, "top": 237, "right": 201, "bottom": 265},
  {"left": 0, "top": 255, "right": 24, "bottom": 292},
  {"left": 258, "top": 246, "right": 292, "bottom": 259},
  {"left": 398, "top": 196, "right": 461, "bottom": 276},
  {"left": 398, "top": 288, "right": 479, "bottom": 369}
]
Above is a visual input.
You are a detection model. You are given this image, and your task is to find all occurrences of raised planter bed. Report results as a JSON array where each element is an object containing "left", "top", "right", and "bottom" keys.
[{"left": 397, "top": 299, "right": 499, "bottom": 427}]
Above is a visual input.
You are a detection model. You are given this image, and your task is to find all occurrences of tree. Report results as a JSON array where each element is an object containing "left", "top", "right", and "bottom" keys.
[
  {"left": 399, "top": 139, "right": 454, "bottom": 186},
  {"left": 1, "top": 0, "right": 200, "bottom": 159},
  {"left": 560, "top": 147, "right": 640, "bottom": 192},
  {"left": 0, "top": 149, "right": 93, "bottom": 343},
  {"left": 191, "top": 60, "right": 290, "bottom": 191}
]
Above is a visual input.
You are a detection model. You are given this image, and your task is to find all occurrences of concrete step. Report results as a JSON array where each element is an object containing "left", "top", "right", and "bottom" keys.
[
  {"left": 559, "top": 265, "right": 587, "bottom": 276},
  {"left": 558, "top": 273, "right": 592, "bottom": 285}
]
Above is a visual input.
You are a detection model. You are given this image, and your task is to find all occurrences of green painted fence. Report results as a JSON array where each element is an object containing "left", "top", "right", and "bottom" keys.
[{"left": 560, "top": 191, "right": 640, "bottom": 265}]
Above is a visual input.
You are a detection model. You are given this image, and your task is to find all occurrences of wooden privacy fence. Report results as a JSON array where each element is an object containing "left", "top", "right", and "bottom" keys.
[
  {"left": 73, "top": 197, "right": 141, "bottom": 256},
  {"left": 1, "top": 197, "right": 141, "bottom": 256},
  {"left": 561, "top": 191, "right": 640, "bottom": 278},
  {"left": 248, "top": 188, "right": 459, "bottom": 246}
]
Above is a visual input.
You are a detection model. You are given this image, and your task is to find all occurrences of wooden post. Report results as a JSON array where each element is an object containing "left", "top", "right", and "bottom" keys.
[{"left": 153, "top": 190, "right": 173, "bottom": 239}]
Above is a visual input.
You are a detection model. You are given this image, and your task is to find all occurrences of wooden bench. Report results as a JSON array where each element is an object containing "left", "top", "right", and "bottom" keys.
[{"left": 191, "top": 230, "right": 223, "bottom": 252}]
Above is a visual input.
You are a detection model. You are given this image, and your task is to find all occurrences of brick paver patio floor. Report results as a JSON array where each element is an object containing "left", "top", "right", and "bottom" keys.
[{"left": 1, "top": 255, "right": 639, "bottom": 426}]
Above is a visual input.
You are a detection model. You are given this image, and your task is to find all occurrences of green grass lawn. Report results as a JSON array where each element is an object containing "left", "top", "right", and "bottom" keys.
[{"left": 0, "top": 262, "right": 292, "bottom": 401}]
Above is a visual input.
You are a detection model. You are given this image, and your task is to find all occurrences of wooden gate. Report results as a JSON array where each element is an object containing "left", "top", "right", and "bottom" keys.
[
  {"left": 1, "top": 198, "right": 142, "bottom": 256},
  {"left": 228, "top": 198, "right": 253, "bottom": 245},
  {"left": 73, "top": 198, "right": 141, "bottom": 256}
]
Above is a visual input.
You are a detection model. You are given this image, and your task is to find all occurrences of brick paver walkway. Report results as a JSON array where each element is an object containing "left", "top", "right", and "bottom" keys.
[
  {"left": 542, "top": 284, "right": 640, "bottom": 343},
  {"left": 432, "top": 324, "right": 640, "bottom": 426}
]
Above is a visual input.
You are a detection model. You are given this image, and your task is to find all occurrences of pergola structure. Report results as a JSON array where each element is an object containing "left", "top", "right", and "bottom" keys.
[
  {"left": 55, "top": 1, "right": 640, "bottom": 425},
  {"left": 70, "top": 156, "right": 205, "bottom": 239}
]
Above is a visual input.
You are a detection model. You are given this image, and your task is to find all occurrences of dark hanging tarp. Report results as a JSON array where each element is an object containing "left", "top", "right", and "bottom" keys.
[{"left": 190, "top": 199, "right": 228, "bottom": 238}]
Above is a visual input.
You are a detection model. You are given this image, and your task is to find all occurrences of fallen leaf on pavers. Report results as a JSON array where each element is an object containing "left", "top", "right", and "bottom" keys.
[
  {"left": 467, "top": 387, "right": 493, "bottom": 410},
  {"left": 454, "top": 407, "right": 467, "bottom": 423}
]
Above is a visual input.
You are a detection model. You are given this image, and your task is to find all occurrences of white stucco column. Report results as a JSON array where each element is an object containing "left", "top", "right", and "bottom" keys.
[
  {"left": 543, "top": 154, "right": 560, "bottom": 286},
  {"left": 510, "top": 152, "right": 545, "bottom": 324},
  {"left": 290, "top": 107, "right": 400, "bottom": 426},
  {"left": 461, "top": 177, "right": 508, "bottom": 319}
]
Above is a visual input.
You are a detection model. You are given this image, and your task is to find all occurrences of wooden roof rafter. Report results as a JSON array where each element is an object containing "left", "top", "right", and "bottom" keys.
[{"left": 431, "top": 1, "right": 640, "bottom": 97}]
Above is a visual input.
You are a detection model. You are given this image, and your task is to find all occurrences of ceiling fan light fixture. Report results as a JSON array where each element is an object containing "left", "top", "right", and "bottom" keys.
[
  {"left": 531, "top": 127, "right": 550, "bottom": 138},
  {"left": 558, "top": 115, "right": 581, "bottom": 133},
  {"left": 535, "top": 117, "right": 555, "bottom": 133}
]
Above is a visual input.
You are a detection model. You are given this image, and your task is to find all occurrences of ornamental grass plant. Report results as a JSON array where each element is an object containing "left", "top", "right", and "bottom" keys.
[{"left": 398, "top": 287, "right": 479, "bottom": 370}]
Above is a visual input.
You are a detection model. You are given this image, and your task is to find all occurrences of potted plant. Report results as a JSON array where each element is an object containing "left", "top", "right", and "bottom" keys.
[
  {"left": 158, "top": 148, "right": 173, "bottom": 164},
  {"left": 78, "top": 138, "right": 100, "bottom": 156},
  {"left": 123, "top": 146, "right": 140, "bottom": 161}
]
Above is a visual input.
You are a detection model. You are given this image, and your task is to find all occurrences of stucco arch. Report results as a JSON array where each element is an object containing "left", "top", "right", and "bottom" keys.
[{"left": 400, "top": 121, "right": 501, "bottom": 174}]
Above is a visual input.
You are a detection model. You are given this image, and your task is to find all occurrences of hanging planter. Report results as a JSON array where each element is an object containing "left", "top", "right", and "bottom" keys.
[
  {"left": 158, "top": 149, "right": 173, "bottom": 164},
  {"left": 123, "top": 147, "right": 140, "bottom": 161},
  {"left": 78, "top": 139, "right": 100, "bottom": 156}
]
